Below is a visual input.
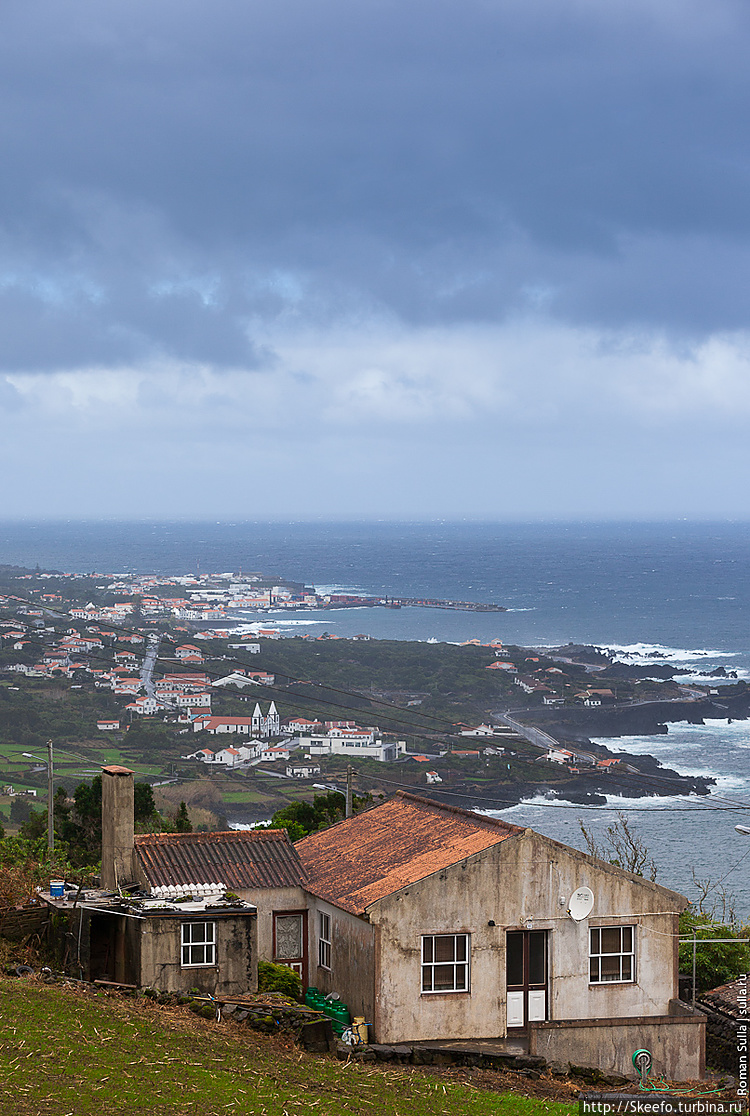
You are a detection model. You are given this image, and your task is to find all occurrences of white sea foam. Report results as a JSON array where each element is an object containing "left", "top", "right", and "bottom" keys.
[
  {"left": 588, "top": 724, "right": 750, "bottom": 799},
  {"left": 229, "top": 615, "right": 325, "bottom": 627},
  {"left": 591, "top": 721, "right": 750, "bottom": 751},
  {"left": 480, "top": 792, "right": 711, "bottom": 817},
  {"left": 314, "top": 584, "right": 375, "bottom": 597},
  {"left": 603, "top": 641, "right": 739, "bottom": 663}
]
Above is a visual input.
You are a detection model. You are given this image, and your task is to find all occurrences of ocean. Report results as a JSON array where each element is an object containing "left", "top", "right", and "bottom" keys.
[{"left": 2, "top": 519, "right": 749, "bottom": 917}]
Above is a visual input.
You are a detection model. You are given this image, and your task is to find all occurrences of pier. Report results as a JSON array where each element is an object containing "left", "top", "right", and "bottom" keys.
[
  {"left": 388, "top": 596, "right": 506, "bottom": 612},
  {"left": 323, "top": 594, "right": 506, "bottom": 612}
]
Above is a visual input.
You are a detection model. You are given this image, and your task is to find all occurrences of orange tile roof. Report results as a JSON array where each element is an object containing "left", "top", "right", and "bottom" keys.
[{"left": 295, "top": 792, "right": 523, "bottom": 915}]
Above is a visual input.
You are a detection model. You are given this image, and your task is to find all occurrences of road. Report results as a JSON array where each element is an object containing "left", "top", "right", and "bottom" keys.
[
  {"left": 141, "top": 632, "right": 162, "bottom": 697},
  {"left": 494, "top": 712, "right": 599, "bottom": 765}
]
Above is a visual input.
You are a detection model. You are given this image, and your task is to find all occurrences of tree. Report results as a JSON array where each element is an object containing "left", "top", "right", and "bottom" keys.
[
  {"left": 63, "top": 776, "right": 104, "bottom": 864},
  {"left": 579, "top": 817, "right": 749, "bottom": 993},
  {"left": 10, "top": 796, "right": 33, "bottom": 825},
  {"left": 678, "top": 869, "right": 750, "bottom": 993},
  {"left": 578, "top": 812, "right": 657, "bottom": 881},
  {"left": 261, "top": 790, "right": 370, "bottom": 841},
  {"left": 32, "top": 775, "right": 165, "bottom": 866},
  {"left": 134, "top": 782, "right": 156, "bottom": 823},
  {"left": 679, "top": 909, "right": 750, "bottom": 993},
  {"left": 174, "top": 801, "right": 192, "bottom": 833},
  {"left": 19, "top": 809, "right": 47, "bottom": 841}
]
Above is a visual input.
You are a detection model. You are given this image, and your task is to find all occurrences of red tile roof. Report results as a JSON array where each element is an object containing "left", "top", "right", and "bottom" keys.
[
  {"left": 134, "top": 829, "right": 305, "bottom": 890},
  {"left": 295, "top": 792, "right": 523, "bottom": 915}
]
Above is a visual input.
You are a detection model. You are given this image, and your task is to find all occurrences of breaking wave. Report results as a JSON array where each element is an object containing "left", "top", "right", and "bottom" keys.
[{"left": 603, "top": 642, "right": 739, "bottom": 664}]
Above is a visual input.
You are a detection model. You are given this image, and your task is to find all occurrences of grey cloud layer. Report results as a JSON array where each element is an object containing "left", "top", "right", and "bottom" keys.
[{"left": 1, "top": 0, "right": 750, "bottom": 372}]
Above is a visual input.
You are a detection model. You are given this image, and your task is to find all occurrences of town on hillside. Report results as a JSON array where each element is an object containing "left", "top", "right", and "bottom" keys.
[{"left": 0, "top": 562, "right": 739, "bottom": 834}]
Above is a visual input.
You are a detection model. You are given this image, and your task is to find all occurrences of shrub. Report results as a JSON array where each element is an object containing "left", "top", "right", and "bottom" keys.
[
  {"left": 679, "top": 909, "right": 750, "bottom": 993},
  {"left": 257, "top": 960, "right": 302, "bottom": 1001}
]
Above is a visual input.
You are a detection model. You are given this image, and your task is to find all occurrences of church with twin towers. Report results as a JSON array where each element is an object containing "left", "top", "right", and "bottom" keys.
[{"left": 252, "top": 700, "right": 279, "bottom": 738}]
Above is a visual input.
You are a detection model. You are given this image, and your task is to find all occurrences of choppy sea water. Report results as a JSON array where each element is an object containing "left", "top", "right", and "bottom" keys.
[
  {"left": 1, "top": 519, "right": 749, "bottom": 915},
  {"left": 493, "top": 720, "right": 750, "bottom": 919}
]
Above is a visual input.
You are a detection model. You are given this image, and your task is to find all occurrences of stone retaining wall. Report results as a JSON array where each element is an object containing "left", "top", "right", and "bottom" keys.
[{"left": 698, "top": 995, "right": 742, "bottom": 1074}]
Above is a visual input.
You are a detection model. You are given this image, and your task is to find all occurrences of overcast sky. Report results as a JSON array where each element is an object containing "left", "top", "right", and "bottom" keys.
[{"left": 2, "top": 0, "right": 750, "bottom": 519}]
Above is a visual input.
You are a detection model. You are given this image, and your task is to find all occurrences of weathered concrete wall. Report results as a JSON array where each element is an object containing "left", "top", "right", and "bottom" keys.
[
  {"left": 501, "top": 831, "right": 682, "bottom": 1024},
  {"left": 529, "top": 1010, "right": 705, "bottom": 1080},
  {"left": 127, "top": 873, "right": 304, "bottom": 988},
  {"left": 101, "top": 766, "right": 135, "bottom": 891},
  {"left": 368, "top": 829, "right": 684, "bottom": 1045},
  {"left": 236, "top": 885, "right": 308, "bottom": 970},
  {"left": 306, "top": 897, "right": 376, "bottom": 1027},
  {"left": 138, "top": 914, "right": 257, "bottom": 996},
  {"left": 370, "top": 846, "right": 505, "bottom": 1043}
]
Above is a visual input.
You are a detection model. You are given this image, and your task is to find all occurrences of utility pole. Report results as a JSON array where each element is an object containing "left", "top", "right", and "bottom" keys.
[
  {"left": 346, "top": 765, "right": 353, "bottom": 818},
  {"left": 46, "top": 739, "right": 54, "bottom": 850}
]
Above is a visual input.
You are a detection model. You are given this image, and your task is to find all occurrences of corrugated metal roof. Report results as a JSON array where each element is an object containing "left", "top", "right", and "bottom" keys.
[
  {"left": 295, "top": 792, "right": 523, "bottom": 915},
  {"left": 134, "top": 829, "right": 305, "bottom": 890}
]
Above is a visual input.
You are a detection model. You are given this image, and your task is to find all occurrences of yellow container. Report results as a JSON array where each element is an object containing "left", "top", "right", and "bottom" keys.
[{"left": 353, "top": 1016, "right": 369, "bottom": 1044}]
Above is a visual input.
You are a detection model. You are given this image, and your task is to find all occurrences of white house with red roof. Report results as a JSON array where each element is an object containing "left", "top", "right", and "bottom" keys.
[
  {"left": 184, "top": 742, "right": 261, "bottom": 765},
  {"left": 125, "top": 695, "right": 162, "bottom": 715},
  {"left": 155, "top": 673, "right": 210, "bottom": 692},
  {"left": 193, "top": 716, "right": 256, "bottom": 735},
  {"left": 285, "top": 717, "right": 324, "bottom": 734},
  {"left": 257, "top": 743, "right": 292, "bottom": 762}
]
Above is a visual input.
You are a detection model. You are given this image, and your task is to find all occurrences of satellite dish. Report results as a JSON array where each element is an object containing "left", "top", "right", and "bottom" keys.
[{"left": 568, "top": 886, "right": 595, "bottom": 921}]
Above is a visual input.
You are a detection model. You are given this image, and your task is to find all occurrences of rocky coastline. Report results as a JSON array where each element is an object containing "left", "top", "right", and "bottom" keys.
[{"left": 522, "top": 693, "right": 750, "bottom": 743}]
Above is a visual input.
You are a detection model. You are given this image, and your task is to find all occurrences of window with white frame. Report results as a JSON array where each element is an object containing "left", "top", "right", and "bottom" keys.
[
  {"left": 318, "top": 911, "right": 331, "bottom": 970},
  {"left": 421, "top": 933, "right": 470, "bottom": 993},
  {"left": 589, "top": 926, "right": 635, "bottom": 983},
  {"left": 181, "top": 921, "right": 216, "bottom": 967}
]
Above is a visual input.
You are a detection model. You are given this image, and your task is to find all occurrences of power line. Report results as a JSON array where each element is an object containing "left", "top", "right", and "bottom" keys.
[
  {"left": 5, "top": 594, "right": 466, "bottom": 738},
  {"left": 348, "top": 773, "right": 750, "bottom": 812}
]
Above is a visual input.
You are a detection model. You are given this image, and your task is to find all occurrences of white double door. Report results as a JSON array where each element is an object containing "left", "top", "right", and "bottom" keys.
[{"left": 506, "top": 930, "right": 548, "bottom": 1029}]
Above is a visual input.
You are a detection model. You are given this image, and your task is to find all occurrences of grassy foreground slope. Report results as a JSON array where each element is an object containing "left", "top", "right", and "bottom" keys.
[{"left": 0, "top": 978, "right": 575, "bottom": 1116}]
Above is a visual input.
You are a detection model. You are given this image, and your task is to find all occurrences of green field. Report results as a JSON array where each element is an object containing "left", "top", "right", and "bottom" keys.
[{"left": 0, "top": 977, "right": 577, "bottom": 1116}]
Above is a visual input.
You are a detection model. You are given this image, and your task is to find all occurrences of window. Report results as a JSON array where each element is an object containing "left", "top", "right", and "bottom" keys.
[
  {"left": 589, "top": 926, "right": 635, "bottom": 983},
  {"left": 275, "top": 913, "right": 303, "bottom": 961},
  {"left": 181, "top": 921, "right": 216, "bottom": 967},
  {"left": 421, "top": 934, "right": 470, "bottom": 993},
  {"left": 318, "top": 911, "right": 331, "bottom": 970}
]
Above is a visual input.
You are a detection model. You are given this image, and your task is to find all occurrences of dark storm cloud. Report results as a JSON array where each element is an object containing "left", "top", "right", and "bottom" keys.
[{"left": 1, "top": 0, "right": 750, "bottom": 371}]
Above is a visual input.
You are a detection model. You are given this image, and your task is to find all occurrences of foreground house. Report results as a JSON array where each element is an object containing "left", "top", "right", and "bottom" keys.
[
  {"left": 44, "top": 770, "right": 704, "bottom": 1078},
  {"left": 294, "top": 794, "right": 704, "bottom": 1079}
]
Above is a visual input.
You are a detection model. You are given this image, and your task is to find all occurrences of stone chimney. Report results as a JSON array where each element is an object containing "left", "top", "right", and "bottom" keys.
[{"left": 101, "top": 765, "right": 135, "bottom": 891}]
